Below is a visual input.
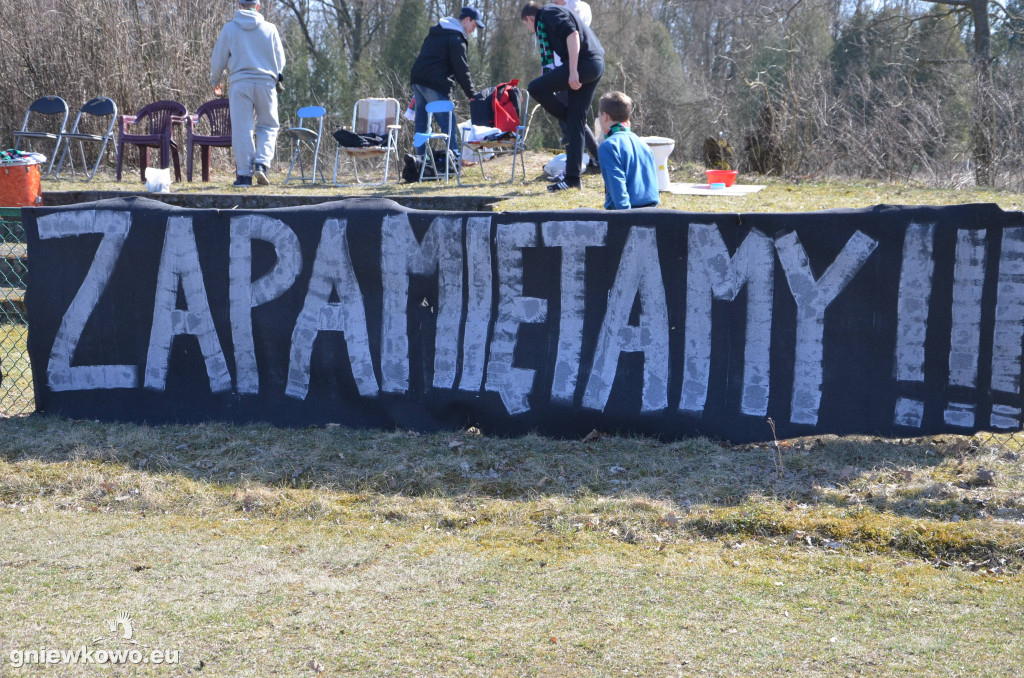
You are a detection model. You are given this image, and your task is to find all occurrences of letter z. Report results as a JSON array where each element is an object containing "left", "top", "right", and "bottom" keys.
[{"left": 37, "top": 209, "right": 138, "bottom": 391}]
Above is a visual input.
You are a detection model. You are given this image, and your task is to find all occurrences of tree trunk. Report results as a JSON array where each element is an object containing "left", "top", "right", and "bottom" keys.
[{"left": 971, "top": 0, "right": 993, "bottom": 186}]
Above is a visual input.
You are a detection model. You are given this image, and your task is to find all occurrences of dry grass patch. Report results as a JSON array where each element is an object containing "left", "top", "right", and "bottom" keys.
[
  {"left": 42, "top": 156, "right": 1024, "bottom": 215},
  {"left": 2, "top": 417, "right": 1023, "bottom": 572},
  {"left": 1, "top": 418, "right": 1023, "bottom": 676}
]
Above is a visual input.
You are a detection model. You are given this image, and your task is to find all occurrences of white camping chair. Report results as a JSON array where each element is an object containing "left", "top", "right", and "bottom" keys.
[
  {"left": 284, "top": 105, "right": 327, "bottom": 184},
  {"left": 333, "top": 98, "right": 401, "bottom": 186},
  {"left": 413, "top": 100, "right": 458, "bottom": 184}
]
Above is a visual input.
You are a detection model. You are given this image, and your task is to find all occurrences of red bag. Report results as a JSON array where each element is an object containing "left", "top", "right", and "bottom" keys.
[{"left": 492, "top": 79, "right": 522, "bottom": 133}]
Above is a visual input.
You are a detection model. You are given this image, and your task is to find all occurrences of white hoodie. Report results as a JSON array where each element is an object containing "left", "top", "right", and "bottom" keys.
[
  {"left": 562, "top": 0, "right": 593, "bottom": 26},
  {"left": 210, "top": 9, "right": 286, "bottom": 87},
  {"left": 551, "top": 0, "right": 592, "bottom": 67},
  {"left": 438, "top": 16, "right": 468, "bottom": 39}
]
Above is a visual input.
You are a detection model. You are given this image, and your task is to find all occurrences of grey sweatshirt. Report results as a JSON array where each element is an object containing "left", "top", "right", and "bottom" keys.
[{"left": 210, "top": 10, "right": 285, "bottom": 87}]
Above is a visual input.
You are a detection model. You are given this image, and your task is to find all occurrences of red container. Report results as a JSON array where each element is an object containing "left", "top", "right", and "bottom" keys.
[
  {"left": 0, "top": 164, "right": 42, "bottom": 207},
  {"left": 705, "top": 169, "right": 738, "bottom": 187}
]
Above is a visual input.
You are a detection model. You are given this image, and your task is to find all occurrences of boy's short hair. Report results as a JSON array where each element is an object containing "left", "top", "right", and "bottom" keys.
[
  {"left": 599, "top": 91, "right": 632, "bottom": 124},
  {"left": 521, "top": 2, "right": 542, "bottom": 19}
]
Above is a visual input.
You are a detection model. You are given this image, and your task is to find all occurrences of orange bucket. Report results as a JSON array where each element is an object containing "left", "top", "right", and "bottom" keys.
[
  {"left": 705, "top": 169, "right": 738, "bottom": 187},
  {"left": 0, "top": 164, "right": 43, "bottom": 207}
]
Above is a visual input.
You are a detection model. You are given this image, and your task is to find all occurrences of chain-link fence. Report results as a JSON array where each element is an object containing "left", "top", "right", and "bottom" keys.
[{"left": 1, "top": 208, "right": 32, "bottom": 416}]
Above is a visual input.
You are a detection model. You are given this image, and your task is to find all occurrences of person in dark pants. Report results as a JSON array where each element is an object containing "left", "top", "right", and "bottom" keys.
[
  {"left": 410, "top": 6, "right": 483, "bottom": 165},
  {"left": 550, "top": 0, "right": 598, "bottom": 169},
  {"left": 521, "top": 1, "right": 604, "bottom": 192}
]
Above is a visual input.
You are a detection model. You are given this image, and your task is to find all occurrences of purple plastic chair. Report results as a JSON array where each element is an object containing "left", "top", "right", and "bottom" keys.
[
  {"left": 186, "top": 99, "right": 232, "bottom": 182},
  {"left": 115, "top": 100, "right": 186, "bottom": 182}
]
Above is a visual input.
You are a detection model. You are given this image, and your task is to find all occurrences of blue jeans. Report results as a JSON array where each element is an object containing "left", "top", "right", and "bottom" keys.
[{"left": 412, "top": 84, "right": 459, "bottom": 159}]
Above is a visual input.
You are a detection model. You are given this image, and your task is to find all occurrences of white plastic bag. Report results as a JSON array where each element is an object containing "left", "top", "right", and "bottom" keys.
[
  {"left": 144, "top": 167, "right": 172, "bottom": 193},
  {"left": 543, "top": 152, "right": 590, "bottom": 178}
]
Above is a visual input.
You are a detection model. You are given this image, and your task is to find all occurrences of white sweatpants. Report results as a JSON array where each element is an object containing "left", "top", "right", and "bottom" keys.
[{"left": 228, "top": 79, "right": 279, "bottom": 176}]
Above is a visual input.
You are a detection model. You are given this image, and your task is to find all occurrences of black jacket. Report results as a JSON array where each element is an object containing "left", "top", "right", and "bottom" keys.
[{"left": 410, "top": 19, "right": 476, "bottom": 98}]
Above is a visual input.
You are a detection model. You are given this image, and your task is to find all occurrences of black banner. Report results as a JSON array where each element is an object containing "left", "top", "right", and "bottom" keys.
[{"left": 23, "top": 197, "right": 1024, "bottom": 442}]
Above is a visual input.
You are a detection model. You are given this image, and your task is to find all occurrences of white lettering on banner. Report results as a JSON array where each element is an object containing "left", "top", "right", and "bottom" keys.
[
  {"left": 944, "top": 229, "right": 987, "bottom": 427},
  {"left": 380, "top": 214, "right": 464, "bottom": 393},
  {"left": 144, "top": 217, "right": 232, "bottom": 393},
  {"left": 775, "top": 230, "right": 878, "bottom": 426},
  {"left": 893, "top": 222, "right": 936, "bottom": 428},
  {"left": 37, "top": 210, "right": 138, "bottom": 391},
  {"left": 35, "top": 205, "right": 1024, "bottom": 437},
  {"left": 991, "top": 227, "right": 1024, "bottom": 429},
  {"left": 541, "top": 221, "right": 607, "bottom": 404},
  {"left": 582, "top": 227, "right": 669, "bottom": 412},
  {"left": 459, "top": 217, "right": 493, "bottom": 392},
  {"left": 680, "top": 224, "right": 774, "bottom": 416},
  {"left": 285, "top": 219, "right": 377, "bottom": 399},
  {"left": 485, "top": 222, "right": 548, "bottom": 414},
  {"left": 229, "top": 215, "right": 302, "bottom": 394}
]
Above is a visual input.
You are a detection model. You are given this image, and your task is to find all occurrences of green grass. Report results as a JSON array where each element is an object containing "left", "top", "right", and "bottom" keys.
[
  {"left": 5, "top": 168, "right": 1024, "bottom": 676},
  {"left": 1, "top": 417, "right": 1023, "bottom": 676},
  {"left": 44, "top": 153, "right": 1024, "bottom": 214},
  {"left": 0, "top": 322, "right": 31, "bottom": 416}
]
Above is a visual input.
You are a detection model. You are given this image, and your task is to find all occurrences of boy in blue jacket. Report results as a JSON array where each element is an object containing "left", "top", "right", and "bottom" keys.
[{"left": 597, "top": 91, "right": 660, "bottom": 210}]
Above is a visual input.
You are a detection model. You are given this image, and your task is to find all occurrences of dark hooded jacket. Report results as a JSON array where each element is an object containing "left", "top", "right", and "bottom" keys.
[{"left": 410, "top": 17, "right": 476, "bottom": 98}]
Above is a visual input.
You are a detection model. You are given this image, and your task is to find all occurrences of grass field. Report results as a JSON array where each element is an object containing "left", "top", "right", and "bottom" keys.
[
  {"left": 3, "top": 164, "right": 1024, "bottom": 676},
  {"left": 1, "top": 419, "right": 1022, "bottom": 676},
  {"left": 44, "top": 149, "right": 1024, "bottom": 214}
]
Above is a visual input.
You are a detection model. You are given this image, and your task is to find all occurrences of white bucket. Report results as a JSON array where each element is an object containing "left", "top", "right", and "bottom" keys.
[{"left": 639, "top": 136, "right": 675, "bottom": 191}]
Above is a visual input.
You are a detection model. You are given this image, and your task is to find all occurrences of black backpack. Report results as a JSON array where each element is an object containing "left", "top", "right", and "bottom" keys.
[
  {"left": 401, "top": 150, "right": 459, "bottom": 183},
  {"left": 470, "top": 81, "right": 523, "bottom": 129},
  {"left": 470, "top": 90, "right": 495, "bottom": 127}
]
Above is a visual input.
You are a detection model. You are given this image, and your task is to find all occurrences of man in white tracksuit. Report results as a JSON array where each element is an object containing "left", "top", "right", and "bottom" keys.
[{"left": 210, "top": 0, "right": 285, "bottom": 186}]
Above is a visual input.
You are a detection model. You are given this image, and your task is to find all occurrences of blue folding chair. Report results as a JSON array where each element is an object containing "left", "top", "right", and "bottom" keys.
[
  {"left": 413, "top": 100, "right": 458, "bottom": 184},
  {"left": 54, "top": 97, "right": 118, "bottom": 181},
  {"left": 13, "top": 95, "right": 69, "bottom": 176},
  {"left": 284, "top": 106, "right": 327, "bottom": 184}
]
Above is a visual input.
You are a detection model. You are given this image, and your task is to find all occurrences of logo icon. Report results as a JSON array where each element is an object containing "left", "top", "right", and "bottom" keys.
[{"left": 108, "top": 611, "right": 133, "bottom": 640}]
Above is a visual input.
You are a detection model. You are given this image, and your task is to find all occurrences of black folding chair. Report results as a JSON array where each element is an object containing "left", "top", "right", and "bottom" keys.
[
  {"left": 12, "top": 95, "right": 69, "bottom": 176},
  {"left": 55, "top": 97, "right": 118, "bottom": 180}
]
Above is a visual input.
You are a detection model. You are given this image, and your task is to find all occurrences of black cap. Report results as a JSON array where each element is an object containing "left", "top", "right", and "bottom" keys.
[{"left": 459, "top": 6, "right": 486, "bottom": 29}]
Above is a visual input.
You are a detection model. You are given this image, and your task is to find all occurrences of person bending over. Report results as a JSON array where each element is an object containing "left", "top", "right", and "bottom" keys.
[
  {"left": 410, "top": 6, "right": 484, "bottom": 165},
  {"left": 597, "top": 91, "right": 660, "bottom": 210},
  {"left": 549, "top": 0, "right": 598, "bottom": 169},
  {"left": 521, "top": 1, "right": 604, "bottom": 192}
]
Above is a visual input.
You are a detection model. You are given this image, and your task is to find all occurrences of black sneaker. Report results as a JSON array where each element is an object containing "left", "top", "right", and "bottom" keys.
[
  {"left": 233, "top": 174, "right": 253, "bottom": 187},
  {"left": 253, "top": 164, "right": 270, "bottom": 185},
  {"left": 547, "top": 179, "right": 580, "bottom": 192},
  {"left": 546, "top": 171, "right": 565, "bottom": 182}
]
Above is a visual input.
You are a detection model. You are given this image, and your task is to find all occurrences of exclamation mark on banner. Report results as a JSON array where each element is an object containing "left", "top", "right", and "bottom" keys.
[
  {"left": 944, "top": 229, "right": 987, "bottom": 428},
  {"left": 990, "top": 227, "right": 1024, "bottom": 429},
  {"left": 894, "top": 223, "right": 935, "bottom": 428}
]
